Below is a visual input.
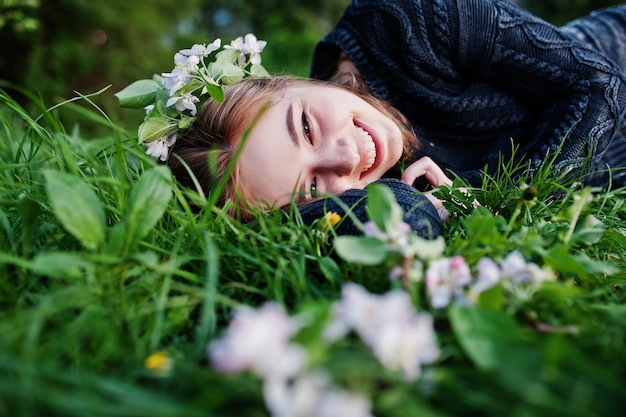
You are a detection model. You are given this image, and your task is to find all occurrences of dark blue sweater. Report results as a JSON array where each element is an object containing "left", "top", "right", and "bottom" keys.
[{"left": 299, "top": 0, "right": 626, "bottom": 238}]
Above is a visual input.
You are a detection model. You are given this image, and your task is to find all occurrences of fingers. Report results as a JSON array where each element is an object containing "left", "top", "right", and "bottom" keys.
[
  {"left": 401, "top": 156, "right": 452, "bottom": 188},
  {"left": 424, "top": 192, "right": 450, "bottom": 223}
]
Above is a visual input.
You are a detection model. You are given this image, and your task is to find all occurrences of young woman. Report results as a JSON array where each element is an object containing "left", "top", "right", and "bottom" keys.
[{"left": 167, "top": 0, "right": 626, "bottom": 237}]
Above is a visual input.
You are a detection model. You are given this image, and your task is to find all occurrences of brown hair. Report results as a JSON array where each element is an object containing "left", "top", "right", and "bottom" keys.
[
  {"left": 167, "top": 75, "right": 418, "bottom": 220},
  {"left": 167, "top": 77, "right": 288, "bottom": 220}
]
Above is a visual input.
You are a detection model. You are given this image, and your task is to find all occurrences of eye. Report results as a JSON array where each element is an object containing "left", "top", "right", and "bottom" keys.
[
  {"left": 310, "top": 177, "right": 318, "bottom": 198},
  {"left": 302, "top": 112, "right": 312, "bottom": 143}
]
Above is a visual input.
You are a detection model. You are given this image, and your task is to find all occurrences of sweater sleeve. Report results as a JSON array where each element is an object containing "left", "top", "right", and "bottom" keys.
[
  {"left": 453, "top": 0, "right": 626, "bottom": 171},
  {"left": 312, "top": 0, "right": 626, "bottom": 183},
  {"left": 296, "top": 178, "right": 443, "bottom": 239}
]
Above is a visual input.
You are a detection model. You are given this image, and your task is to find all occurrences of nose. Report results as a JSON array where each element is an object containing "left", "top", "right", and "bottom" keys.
[{"left": 316, "top": 138, "right": 360, "bottom": 177}]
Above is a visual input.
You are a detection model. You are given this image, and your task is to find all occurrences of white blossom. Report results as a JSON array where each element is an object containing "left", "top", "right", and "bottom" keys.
[
  {"left": 165, "top": 92, "right": 200, "bottom": 115},
  {"left": 501, "top": 251, "right": 552, "bottom": 284},
  {"left": 468, "top": 257, "right": 501, "bottom": 300},
  {"left": 425, "top": 256, "right": 473, "bottom": 308},
  {"left": 324, "top": 283, "right": 438, "bottom": 381},
  {"left": 144, "top": 133, "right": 176, "bottom": 162},
  {"left": 178, "top": 39, "right": 221, "bottom": 59},
  {"left": 161, "top": 67, "right": 192, "bottom": 95},
  {"left": 263, "top": 371, "right": 328, "bottom": 417},
  {"left": 264, "top": 371, "right": 374, "bottom": 417},
  {"left": 208, "top": 303, "right": 308, "bottom": 379},
  {"left": 243, "top": 33, "right": 267, "bottom": 64}
]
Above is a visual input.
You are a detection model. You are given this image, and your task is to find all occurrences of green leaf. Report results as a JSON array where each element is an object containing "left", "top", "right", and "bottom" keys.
[
  {"left": 250, "top": 64, "right": 270, "bottom": 77},
  {"left": 334, "top": 236, "right": 389, "bottom": 265},
  {"left": 205, "top": 83, "right": 224, "bottom": 102},
  {"left": 543, "top": 244, "right": 587, "bottom": 277},
  {"left": 463, "top": 207, "right": 507, "bottom": 246},
  {"left": 44, "top": 170, "right": 106, "bottom": 251},
  {"left": 29, "top": 252, "right": 93, "bottom": 279},
  {"left": 122, "top": 166, "right": 173, "bottom": 252},
  {"left": 138, "top": 117, "right": 173, "bottom": 144},
  {"left": 476, "top": 283, "right": 504, "bottom": 310},
  {"left": 115, "top": 79, "right": 160, "bottom": 108},
  {"left": 413, "top": 236, "right": 446, "bottom": 260},
  {"left": 571, "top": 214, "right": 605, "bottom": 246},
  {"left": 219, "top": 62, "right": 245, "bottom": 84},
  {"left": 554, "top": 187, "right": 593, "bottom": 244},
  {"left": 366, "top": 184, "right": 403, "bottom": 233},
  {"left": 213, "top": 48, "right": 240, "bottom": 66},
  {"left": 449, "top": 305, "right": 522, "bottom": 371},
  {"left": 318, "top": 256, "right": 342, "bottom": 284}
]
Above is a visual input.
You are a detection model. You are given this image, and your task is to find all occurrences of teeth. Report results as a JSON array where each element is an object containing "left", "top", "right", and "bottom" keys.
[{"left": 356, "top": 126, "right": 376, "bottom": 173}]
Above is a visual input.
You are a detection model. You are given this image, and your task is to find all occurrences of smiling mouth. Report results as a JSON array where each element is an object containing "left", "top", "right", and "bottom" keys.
[{"left": 355, "top": 125, "right": 377, "bottom": 176}]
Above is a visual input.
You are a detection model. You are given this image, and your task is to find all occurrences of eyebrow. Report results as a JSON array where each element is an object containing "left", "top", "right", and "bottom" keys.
[{"left": 286, "top": 103, "right": 299, "bottom": 148}]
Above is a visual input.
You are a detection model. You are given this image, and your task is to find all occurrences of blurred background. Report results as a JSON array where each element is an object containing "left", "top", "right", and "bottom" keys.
[{"left": 0, "top": 0, "right": 623, "bottom": 133}]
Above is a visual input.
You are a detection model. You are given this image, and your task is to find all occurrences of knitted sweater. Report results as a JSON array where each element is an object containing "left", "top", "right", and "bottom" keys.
[
  {"left": 311, "top": 0, "right": 626, "bottom": 186},
  {"left": 298, "top": 0, "right": 626, "bottom": 238}
]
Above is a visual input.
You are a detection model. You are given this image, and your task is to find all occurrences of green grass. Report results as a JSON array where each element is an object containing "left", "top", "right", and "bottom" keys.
[{"left": 0, "top": 87, "right": 625, "bottom": 417}]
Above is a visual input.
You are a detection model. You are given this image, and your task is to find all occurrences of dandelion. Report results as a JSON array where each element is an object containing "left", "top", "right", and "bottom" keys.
[
  {"left": 323, "top": 211, "right": 341, "bottom": 227},
  {"left": 145, "top": 351, "right": 173, "bottom": 376}
]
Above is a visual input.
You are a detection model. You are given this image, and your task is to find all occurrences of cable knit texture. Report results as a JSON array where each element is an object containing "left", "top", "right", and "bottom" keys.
[
  {"left": 298, "top": 0, "right": 626, "bottom": 237},
  {"left": 310, "top": 0, "right": 626, "bottom": 186},
  {"left": 297, "top": 178, "right": 442, "bottom": 238}
]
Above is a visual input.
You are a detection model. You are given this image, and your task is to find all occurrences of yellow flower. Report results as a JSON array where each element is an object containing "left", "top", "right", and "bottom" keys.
[
  {"left": 145, "top": 351, "right": 173, "bottom": 376},
  {"left": 323, "top": 211, "right": 341, "bottom": 227}
]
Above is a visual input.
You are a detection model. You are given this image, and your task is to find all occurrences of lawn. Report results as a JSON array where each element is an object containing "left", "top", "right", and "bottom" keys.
[{"left": 1, "top": 86, "right": 625, "bottom": 417}]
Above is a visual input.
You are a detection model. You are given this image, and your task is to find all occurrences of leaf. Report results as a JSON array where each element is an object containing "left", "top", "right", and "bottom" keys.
[
  {"left": 122, "top": 166, "right": 173, "bottom": 252},
  {"left": 570, "top": 214, "right": 605, "bottom": 246},
  {"left": 205, "top": 83, "right": 224, "bottom": 103},
  {"left": 318, "top": 256, "right": 342, "bottom": 284},
  {"left": 219, "top": 63, "right": 245, "bottom": 85},
  {"left": 213, "top": 48, "right": 240, "bottom": 66},
  {"left": 365, "top": 184, "right": 403, "bottom": 233},
  {"left": 44, "top": 170, "right": 106, "bottom": 251},
  {"left": 334, "top": 236, "right": 389, "bottom": 265},
  {"left": 413, "top": 236, "right": 446, "bottom": 260},
  {"left": 29, "top": 252, "right": 93, "bottom": 279},
  {"left": 250, "top": 64, "right": 270, "bottom": 77},
  {"left": 138, "top": 117, "right": 173, "bottom": 144},
  {"left": 462, "top": 207, "right": 506, "bottom": 246},
  {"left": 115, "top": 79, "right": 160, "bottom": 108},
  {"left": 543, "top": 244, "right": 587, "bottom": 277},
  {"left": 476, "top": 283, "right": 504, "bottom": 310},
  {"left": 449, "top": 305, "right": 522, "bottom": 371},
  {"left": 554, "top": 187, "right": 593, "bottom": 244}
]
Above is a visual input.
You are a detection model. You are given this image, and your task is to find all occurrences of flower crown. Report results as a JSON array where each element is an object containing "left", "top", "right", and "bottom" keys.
[{"left": 115, "top": 34, "right": 269, "bottom": 161}]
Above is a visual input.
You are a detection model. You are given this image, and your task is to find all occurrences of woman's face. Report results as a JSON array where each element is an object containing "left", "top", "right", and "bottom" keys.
[{"left": 238, "top": 83, "right": 404, "bottom": 207}]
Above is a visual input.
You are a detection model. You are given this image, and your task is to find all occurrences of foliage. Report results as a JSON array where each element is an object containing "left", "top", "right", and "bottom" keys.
[
  {"left": 1, "top": 83, "right": 626, "bottom": 416},
  {"left": 1, "top": 0, "right": 621, "bottom": 137},
  {"left": 115, "top": 35, "right": 269, "bottom": 161}
]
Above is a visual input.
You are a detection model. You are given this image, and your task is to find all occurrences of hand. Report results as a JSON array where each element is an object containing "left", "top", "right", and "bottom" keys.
[
  {"left": 401, "top": 157, "right": 452, "bottom": 222},
  {"left": 401, "top": 156, "right": 452, "bottom": 188}
]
